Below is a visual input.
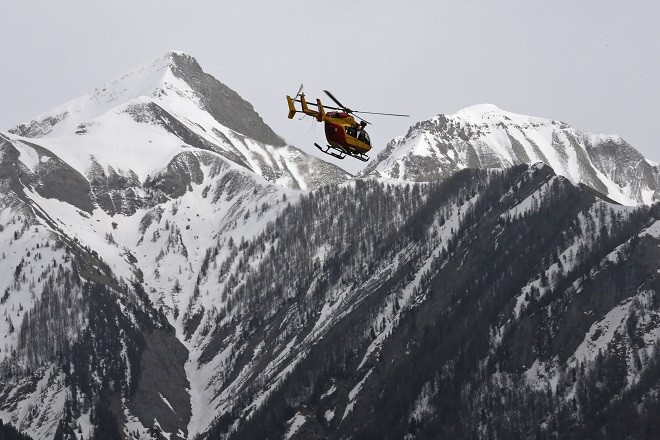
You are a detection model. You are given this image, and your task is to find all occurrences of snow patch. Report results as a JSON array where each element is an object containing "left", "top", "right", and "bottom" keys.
[
  {"left": 571, "top": 298, "right": 633, "bottom": 366},
  {"left": 342, "top": 368, "right": 373, "bottom": 420},
  {"left": 284, "top": 412, "right": 306, "bottom": 439}
]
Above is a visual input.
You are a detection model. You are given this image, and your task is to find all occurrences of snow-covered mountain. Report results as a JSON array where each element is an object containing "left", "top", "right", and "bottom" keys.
[
  {"left": 2, "top": 53, "right": 660, "bottom": 440},
  {"left": 0, "top": 51, "right": 350, "bottom": 439},
  {"left": 363, "top": 104, "right": 660, "bottom": 205},
  {"left": 9, "top": 51, "right": 350, "bottom": 196}
]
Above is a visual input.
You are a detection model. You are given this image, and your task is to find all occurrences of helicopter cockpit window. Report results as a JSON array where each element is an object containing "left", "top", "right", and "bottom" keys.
[
  {"left": 345, "top": 126, "right": 358, "bottom": 138},
  {"left": 361, "top": 131, "right": 371, "bottom": 146}
]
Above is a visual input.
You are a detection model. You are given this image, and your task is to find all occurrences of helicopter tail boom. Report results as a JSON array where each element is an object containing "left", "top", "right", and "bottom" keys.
[{"left": 286, "top": 93, "right": 325, "bottom": 122}]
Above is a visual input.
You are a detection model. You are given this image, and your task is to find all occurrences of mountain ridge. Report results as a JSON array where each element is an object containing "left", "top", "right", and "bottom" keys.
[
  {"left": 5, "top": 52, "right": 351, "bottom": 197},
  {"left": 362, "top": 103, "right": 659, "bottom": 206},
  {"left": 2, "top": 52, "right": 660, "bottom": 440},
  {"left": 9, "top": 51, "right": 283, "bottom": 148}
]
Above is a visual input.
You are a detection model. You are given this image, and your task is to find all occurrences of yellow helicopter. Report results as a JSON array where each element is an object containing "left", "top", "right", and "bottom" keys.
[{"left": 286, "top": 86, "right": 408, "bottom": 162}]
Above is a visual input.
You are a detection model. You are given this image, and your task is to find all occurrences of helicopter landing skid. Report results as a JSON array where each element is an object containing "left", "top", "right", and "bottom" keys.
[
  {"left": 315, "top": 143, "right": 369, "bottom": 162},
  {"left": 315, "top": 143, "right": 345, "bottom": 160}
]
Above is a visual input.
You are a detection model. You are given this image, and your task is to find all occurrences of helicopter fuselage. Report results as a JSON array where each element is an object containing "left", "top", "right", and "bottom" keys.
[{"left": 324, "top": 112, "right": 371, "bottom": 153}]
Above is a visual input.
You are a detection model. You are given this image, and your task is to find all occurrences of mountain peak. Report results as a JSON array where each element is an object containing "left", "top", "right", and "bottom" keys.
[
  {"left": 448, "top": 103, "right": 551, "bottom": 128},
  {"left": 6, "top": 51, "right": 348, "bottom": 196},
  {"left": 163, "top": 50, "right": 203, "bottom": 75},
  {"left": 10, "top": 51, "right": 285, "bottom": 147},
  {"left": 364, "top": 105, "right": 659, "bottom": 205},
  {"left": 163, "top": 49, "right": 191, "bottom": 59},
  {"left": 453, "top": 103, "right": 503, "bottom": 119}
]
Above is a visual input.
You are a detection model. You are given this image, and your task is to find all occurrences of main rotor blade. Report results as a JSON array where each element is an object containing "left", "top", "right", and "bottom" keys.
[
  {"left": 323, "top": 90, "right": 347, "bottom": 110},
  {"left": 324, "top": 90, "right": 408, "bottom": 117},
  {"left": 353, "top": 110, "right": 410, "bottom": 117},
  {"left": 354, "top": 114, "right": 372, "bottom": 125},
  {"left": 294, "top": 99, "right": 343, "bottom": 111}
]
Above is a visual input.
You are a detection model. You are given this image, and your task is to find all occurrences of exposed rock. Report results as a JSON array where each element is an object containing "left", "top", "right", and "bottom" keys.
[
  {"left": 1, "top": 134, "right": 94, "bottom": 213},
  {"left": 144, "top": 151, "right": 205, "bottom": 199},
  {"left": 128, "top": 328, "right": 191, "bottom": 439},
  {"left": 169, "top": 52, "right": 285, "bottom": 147},
  {"left": 87, "top": 158, "right": 143, "bottom": 216},
  {"left": 9, "top": 111, "right": 69, "bottom": 138}
]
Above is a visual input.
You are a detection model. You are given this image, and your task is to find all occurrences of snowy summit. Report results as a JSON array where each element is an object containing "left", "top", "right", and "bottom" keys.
[
  {"left": 7, "top": 51, "right": 348, "bottom": 189},
  {"left": 362, "top": 104, "right": 659, "bottom": 205}
]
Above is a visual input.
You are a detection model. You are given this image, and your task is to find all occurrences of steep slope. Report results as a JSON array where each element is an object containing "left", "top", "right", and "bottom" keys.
[
  {"left": 0, "top": 141, "right": 304, "bottom": 438},
  {"left": 0, "top": 52, "right": 351, "bottom": 440},
  {"left": 3, "top": 145, "right": 660, "bottom": 439},
  {"left": 363, "top": 104, "right": 660, "bottom": 205},
  {"left": 219, "top": 164, "right": 660, "bottom": 440}
]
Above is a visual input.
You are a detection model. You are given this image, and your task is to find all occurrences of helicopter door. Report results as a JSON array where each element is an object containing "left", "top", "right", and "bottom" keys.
[{"left": 359, "top": 130, "right": 371, "bottom": 146}]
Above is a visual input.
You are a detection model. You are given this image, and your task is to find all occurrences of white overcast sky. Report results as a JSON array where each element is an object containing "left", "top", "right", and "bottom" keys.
[{"left": 1, "top": 1, "right": 658, "bottom": 174}]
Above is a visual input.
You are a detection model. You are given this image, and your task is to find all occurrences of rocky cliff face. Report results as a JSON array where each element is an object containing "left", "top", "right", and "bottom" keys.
[
  {"left": 0, "top": 133, "right": 94, "bottom": 213},
  {"left": 167, "top": 52, "right": 285, "bottom": 147}
]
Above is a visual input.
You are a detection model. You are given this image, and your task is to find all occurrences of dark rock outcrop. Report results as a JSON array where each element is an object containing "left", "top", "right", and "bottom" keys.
[
  {"left": 169, "top": 52, "right": 285, "bottom": 147},
  {"left": 128, "top": 328, "right": 191, "bottom": 438}
]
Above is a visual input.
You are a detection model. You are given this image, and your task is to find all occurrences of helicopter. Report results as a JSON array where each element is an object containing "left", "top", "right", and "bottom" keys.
[{"left": 286, "top": 86, "right": 408, "bottom": 162}]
